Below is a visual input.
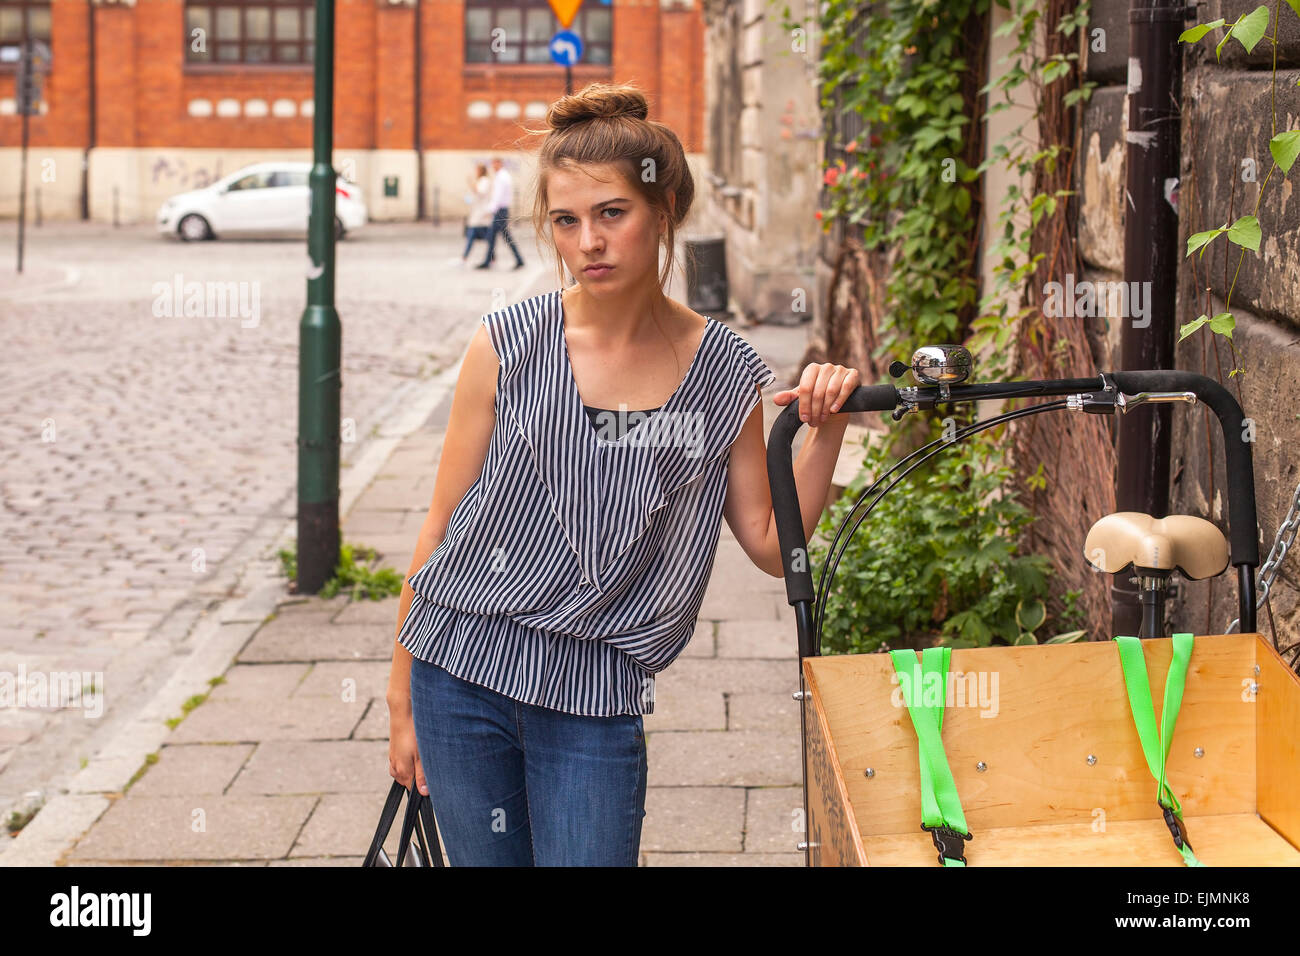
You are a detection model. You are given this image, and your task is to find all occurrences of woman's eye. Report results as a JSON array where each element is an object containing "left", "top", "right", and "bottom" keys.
[{"left": 554, "top": 208, "right": 624, "bottom": 227}]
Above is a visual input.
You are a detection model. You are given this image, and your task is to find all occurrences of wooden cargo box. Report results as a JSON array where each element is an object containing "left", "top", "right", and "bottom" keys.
[{"left": 803, "top": 632, "right": 1300, "bottom": 866}]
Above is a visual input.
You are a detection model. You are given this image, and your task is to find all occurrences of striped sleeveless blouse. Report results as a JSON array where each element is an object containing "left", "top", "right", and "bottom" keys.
[{"left": 397, "top": 288, "right": 777, "bottom": 717}]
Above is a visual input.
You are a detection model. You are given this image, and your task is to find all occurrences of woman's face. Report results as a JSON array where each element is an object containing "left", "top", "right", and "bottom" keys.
[{"left": 546, "top": 163, "right": 664, "bottom": 293}]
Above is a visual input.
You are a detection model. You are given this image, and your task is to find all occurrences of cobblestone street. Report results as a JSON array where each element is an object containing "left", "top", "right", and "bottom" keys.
[{"left": 0, "top": 219, "right": 548, "bottom": 830}]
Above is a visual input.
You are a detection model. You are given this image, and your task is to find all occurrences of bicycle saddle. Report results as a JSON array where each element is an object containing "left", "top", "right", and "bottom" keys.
[{"left": 1083, "top": 512, "right": 1230, "bottom": 580}]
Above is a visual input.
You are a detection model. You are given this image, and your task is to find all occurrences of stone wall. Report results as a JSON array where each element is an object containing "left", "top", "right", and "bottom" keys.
[
  {"left": 1080, "top": 0, "right": 1300, "bottom": 643},
  {"left": 699, "top": 0, "right": 822, "bottom": 323}
]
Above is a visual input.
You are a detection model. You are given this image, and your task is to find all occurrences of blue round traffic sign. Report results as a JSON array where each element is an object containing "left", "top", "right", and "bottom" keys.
[{"left": 550, "top": 30, "right": 583, "bottom": 67}]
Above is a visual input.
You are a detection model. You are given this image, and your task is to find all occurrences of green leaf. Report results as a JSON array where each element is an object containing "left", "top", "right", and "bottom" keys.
[
  {"left": 1287, "top": 0, "right": 1300, "bottom": 18},
  {"left": 1232, "top": 5, "right": 1272, "bottom": 53},
  {"left": 1045, "top": 630, "right": 1088, "bottom": 644},
  {"left": 1227, "top": 214, "right": 1262, "bottom": 251},
  {"left": 1178, "top": 315, "right": 1211, "bottom": 341},
  {"left": 1013, "top": 632, "right": 1038, "bottom": 646},
  {"left": 1185, "top": 226, "right": 1225, "bottom": 257},
  {"left": 1062, "top": 87, "right": 1093, "bottom": 108},
  {"left": 1269, "top": 130, "right": 1300, "bottom": 175},
  {"left": 1209, "top": 311, "right": 1236, "bottom": 339},
  {"left": 1015, "top": 598, "right": 1046, "bottom": 632},
  {"left": 1179, "top": 18, "right": 1225, "bottom": 43},
  {"left": 1042, "top": 59, "right": 1072, "bottom": 83}
]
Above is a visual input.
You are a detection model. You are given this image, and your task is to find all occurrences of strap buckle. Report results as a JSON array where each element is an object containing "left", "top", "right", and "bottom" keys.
[
  {"left": 921, "top": 823, "right": 972, "bottom": 865},
  {"left": 1161, "top": 804, "right": 1193, "bottom": 852}
]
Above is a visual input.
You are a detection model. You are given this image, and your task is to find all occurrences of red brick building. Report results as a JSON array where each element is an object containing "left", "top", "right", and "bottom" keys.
[{"left": 0, "top": 0, "right": 706, "bottom": 224}]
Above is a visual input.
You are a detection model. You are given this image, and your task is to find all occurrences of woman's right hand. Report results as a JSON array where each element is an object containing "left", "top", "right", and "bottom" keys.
[{"left": 387, "top": 695, "right": 428, "bottom": 795}]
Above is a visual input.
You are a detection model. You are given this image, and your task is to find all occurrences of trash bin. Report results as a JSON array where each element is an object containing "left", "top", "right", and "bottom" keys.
[{"left": 684, "top": 235, "right": 729, "bottom": 318}]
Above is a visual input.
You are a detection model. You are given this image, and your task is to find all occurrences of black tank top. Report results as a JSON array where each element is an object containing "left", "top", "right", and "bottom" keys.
[{"left": 582, "top": 404, "right": 661, "bottom": 439}]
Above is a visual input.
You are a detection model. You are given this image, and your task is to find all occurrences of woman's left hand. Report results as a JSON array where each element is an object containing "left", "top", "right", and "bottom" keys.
[{"left": 772, "top": 363, "right": 862, "bottom": 427}]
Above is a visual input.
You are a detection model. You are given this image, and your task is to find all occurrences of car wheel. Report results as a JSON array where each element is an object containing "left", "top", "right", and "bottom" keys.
[
  {"left": 178, "top": 214, "right": 212, "bottom": 242},
  {"left": 334, "top": 216, "right": 345, "bottom": 241}
]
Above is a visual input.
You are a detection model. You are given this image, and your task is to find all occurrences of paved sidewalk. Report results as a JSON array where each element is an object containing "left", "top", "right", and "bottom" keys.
[{"left": 31, "top": 313, "right": 825, "bottom": 867}]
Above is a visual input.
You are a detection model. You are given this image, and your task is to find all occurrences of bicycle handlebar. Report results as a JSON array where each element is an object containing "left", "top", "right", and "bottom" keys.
[{"left": 766, "top": 369, "right": 1258, "bottom": 635}]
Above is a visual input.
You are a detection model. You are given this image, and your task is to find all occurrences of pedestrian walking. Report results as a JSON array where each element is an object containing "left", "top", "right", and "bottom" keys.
[
  {"left": 461, "top": 163, "right": 494, "bottom": 264},
  {"left": 386, "top": 80, "right": 861, "bottom": 866},
  {"left": 475, "top": 156, "right": 526, "bottom": 270}
]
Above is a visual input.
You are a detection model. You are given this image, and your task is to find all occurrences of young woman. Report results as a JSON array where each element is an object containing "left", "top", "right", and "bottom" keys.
[
  {"left": 460, "top": 163, "right": 493, "bottom": 263},
  {"left": 386, "top": 81, "right": 860, "bottom": 866}
]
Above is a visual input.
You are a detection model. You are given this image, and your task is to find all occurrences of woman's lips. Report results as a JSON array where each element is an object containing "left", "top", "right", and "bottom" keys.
[{"left": 583, "top": 265, "right": 614, "bottom": 277}]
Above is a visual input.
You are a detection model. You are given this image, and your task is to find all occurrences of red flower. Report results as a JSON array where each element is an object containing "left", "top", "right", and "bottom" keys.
[
  {"left": 824, "top": 166, "right": 840, "bottom": 187},
  {"left": 814, "top": 210, "right": 823, "bottom": 220},
  {"left": 845, "top": 139, "right": 859, "bottom": 152}
]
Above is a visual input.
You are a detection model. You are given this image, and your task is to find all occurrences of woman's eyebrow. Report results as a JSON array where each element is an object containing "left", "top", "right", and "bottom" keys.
[{"left": 548, "top": 198, "right": 630, "bottom": 215}]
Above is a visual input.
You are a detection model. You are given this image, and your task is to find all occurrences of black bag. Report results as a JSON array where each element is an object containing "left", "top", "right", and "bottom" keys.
[{"left": 362, "top": 779, "right": 446, "bottom": 867}]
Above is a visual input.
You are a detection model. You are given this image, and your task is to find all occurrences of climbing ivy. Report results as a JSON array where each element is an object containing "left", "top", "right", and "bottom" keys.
[
  {"left": 966, "top": 0, "right": 1096, "bottom": 381},
  {"left": 777, "top": 0, "right": 1098, "bottom": 648},
  {"left": 791, "top": 0, "right": 987, "bottom": 361},
  {"left": 1178, "top": 0, "right": 1300, "bottom": 377}
]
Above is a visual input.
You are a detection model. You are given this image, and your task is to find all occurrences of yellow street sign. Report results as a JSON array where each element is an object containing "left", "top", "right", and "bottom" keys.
[{"left": 548, "top": 0, "right": 583, "bottom": 29}]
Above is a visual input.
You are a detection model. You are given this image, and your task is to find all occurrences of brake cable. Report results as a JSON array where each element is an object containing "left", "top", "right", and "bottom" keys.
[{"left": 812, "top": 400, "right": 1070, "bottom": 649}]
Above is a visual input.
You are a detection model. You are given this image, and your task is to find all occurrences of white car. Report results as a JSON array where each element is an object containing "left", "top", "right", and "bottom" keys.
[{"left": 156, "top": 161, "right": 367, "bottom": 241}]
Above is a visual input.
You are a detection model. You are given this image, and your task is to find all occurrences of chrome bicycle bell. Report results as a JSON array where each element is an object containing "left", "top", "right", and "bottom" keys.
[{"left": 910, "top": 345, "right": 972, "bottom": 387}]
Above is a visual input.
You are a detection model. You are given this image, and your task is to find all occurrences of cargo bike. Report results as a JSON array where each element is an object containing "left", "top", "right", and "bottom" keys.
[{"left": 766, "top": 347, "right": 1300, "bottom": 867}]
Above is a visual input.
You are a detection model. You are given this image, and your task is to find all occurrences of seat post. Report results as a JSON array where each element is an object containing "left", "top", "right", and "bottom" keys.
[{"left": 1137, "top": 573, "right": 1169, "bottom": 640}]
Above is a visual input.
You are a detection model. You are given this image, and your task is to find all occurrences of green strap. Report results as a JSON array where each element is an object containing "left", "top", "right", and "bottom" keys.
[
  {"left": 1113, "top": 633, "right": 1205, "bottom": 867},
  {"left": 890, "top": 646, "right": 970, "bottom": 866}
]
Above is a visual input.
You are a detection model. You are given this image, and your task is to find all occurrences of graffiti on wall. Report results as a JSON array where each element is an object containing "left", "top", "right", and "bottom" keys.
[{"left": 150, "top": 156, "right": 227, "bottom": 191}]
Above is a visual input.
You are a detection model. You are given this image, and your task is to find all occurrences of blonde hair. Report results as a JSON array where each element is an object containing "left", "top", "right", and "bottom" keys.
[{"left": 523, "top": 82, "right": 694, "bottom": 293}]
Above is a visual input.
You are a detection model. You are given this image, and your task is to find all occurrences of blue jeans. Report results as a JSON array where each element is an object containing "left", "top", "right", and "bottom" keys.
[
  {"left": 409, "top": 657, "right": 647, "bottom": 866},
  {"left": 461, "top": 224, "right": 489, "bottom": 258},
  {"left": 478, "top": 206, "right": 524, "bottom": 266}
]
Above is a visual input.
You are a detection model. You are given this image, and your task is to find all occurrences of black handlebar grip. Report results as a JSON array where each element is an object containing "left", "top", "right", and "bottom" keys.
[
  {"left": 1108, "top": 370, "right": 1258, "bottom": 568},
  {"left": 766, "top": 385, "right": 899, "bottom": 608}
]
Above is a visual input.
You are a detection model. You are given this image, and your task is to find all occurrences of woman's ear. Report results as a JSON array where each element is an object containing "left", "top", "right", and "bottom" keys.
[
  {"left": 660, "top": 196, "right": 674, "bottom": 235},
  {"left": 660, "top": 195, "right": 676, "bottom": 237}
]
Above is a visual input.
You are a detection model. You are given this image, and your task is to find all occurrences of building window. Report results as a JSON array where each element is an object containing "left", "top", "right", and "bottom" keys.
[
  {"left": 184, "top": 0, "right": 315, "bottom": 65},
  {"left": 466, "top": 0, "right": 611, "bottom": 66},
  {"left": 0, "top": 0, "right": 51, "bottom": 49}
]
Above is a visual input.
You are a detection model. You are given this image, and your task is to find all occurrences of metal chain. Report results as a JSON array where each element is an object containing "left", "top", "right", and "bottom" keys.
[{"left": 1227, "top": 480, "right": 1300, "bottom": 633}]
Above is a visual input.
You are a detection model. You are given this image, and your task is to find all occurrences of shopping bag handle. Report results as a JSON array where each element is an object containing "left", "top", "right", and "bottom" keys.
[{"left": 363, "top": 778, "right": 446, "bottom": 867}]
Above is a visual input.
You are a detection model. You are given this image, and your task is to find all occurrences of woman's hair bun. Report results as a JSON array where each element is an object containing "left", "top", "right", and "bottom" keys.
[{"left": 546, "top": 83, "right": 649, "bottom": 131}]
